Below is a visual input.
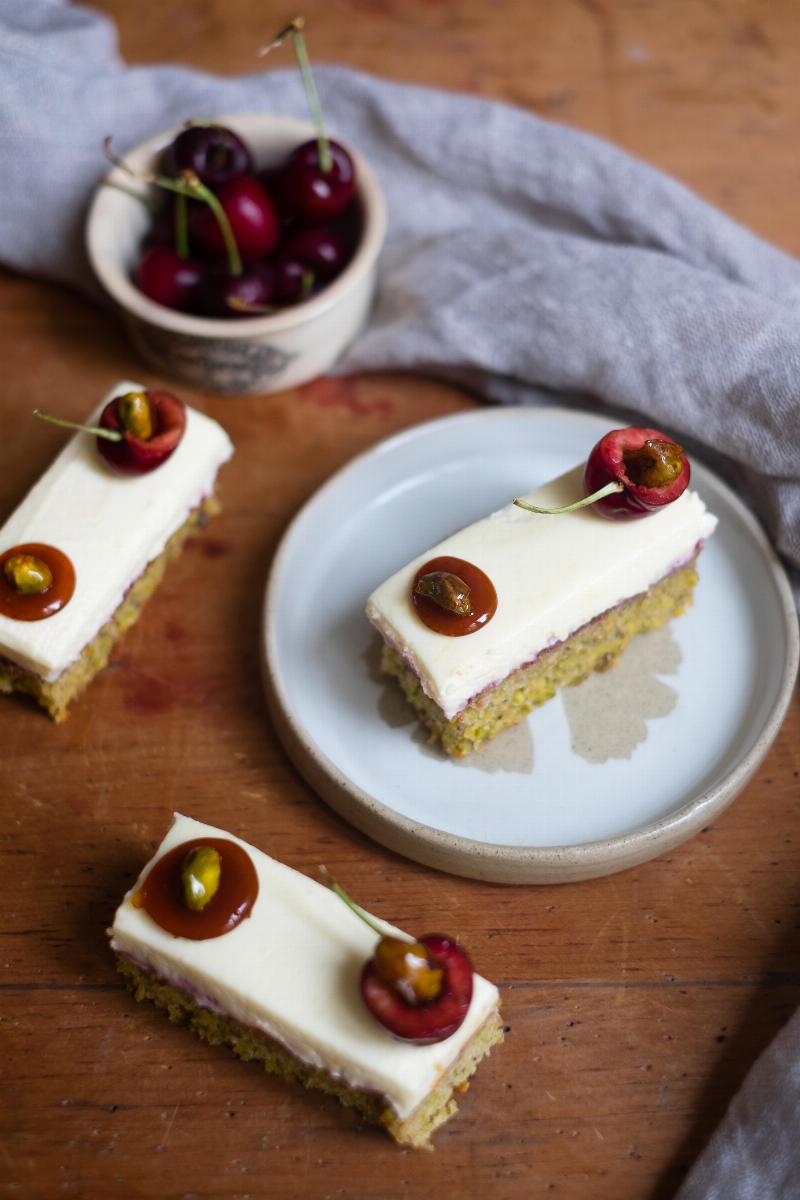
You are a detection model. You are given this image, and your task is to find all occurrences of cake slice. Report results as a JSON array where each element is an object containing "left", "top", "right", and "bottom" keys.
[
  {"left": 0, "top": 381, "right": 233, "bottom": 720},
  {"left": 109, "top": 814, "right": 503, "bottom": 1149},
  {"left": 366, "top": 459, "right": 717, "bottom": 757}
]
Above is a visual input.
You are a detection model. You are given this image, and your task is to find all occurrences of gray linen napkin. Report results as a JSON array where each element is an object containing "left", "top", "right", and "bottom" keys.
[{"left": 2, "top": 1, "right": 799, "bottom": 575}]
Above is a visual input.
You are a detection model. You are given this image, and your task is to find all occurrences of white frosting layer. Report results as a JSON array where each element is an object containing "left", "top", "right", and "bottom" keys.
[
  {"left": 110, "top": 815, "right": 499, "bottom": 1121},
  {"left": 0, "top": 382, "right": 233, "bottom": 681},
  {"left": 366, "top": 466, "right": 718, "bottom": 719}
]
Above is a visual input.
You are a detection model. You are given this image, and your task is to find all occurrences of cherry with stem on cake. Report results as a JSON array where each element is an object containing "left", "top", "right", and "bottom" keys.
[
  {"left": 513, "top": 426, "right": 690, "bottom": 521},
  {"left": 320, "top": 868, "right": 474, "bottom": 1045},
  {"left": 34, "top": 389, "right": 187, "bottom": 475},
  {"left": 261, "top": 18, "right": 356, "bottom": 225}
]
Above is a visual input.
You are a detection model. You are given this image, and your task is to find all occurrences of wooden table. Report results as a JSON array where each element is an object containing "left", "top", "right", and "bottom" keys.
[{"left": 3, "top": 4, "right": 799, "bottom": 1197}]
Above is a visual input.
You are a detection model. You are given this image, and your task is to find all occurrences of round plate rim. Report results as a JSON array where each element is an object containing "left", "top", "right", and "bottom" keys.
[{"left": 261, "top": 406, "right": 799, "bottom": 884}]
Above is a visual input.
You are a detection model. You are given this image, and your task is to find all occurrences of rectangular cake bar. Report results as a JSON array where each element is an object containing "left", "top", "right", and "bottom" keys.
[
  {"left": 0, "top": 381, "right": 233, "bottom": 720},
  {"left": 367, "top": 465, "right": 717, "bottom": 756},
  {"left": 110, "top": 814, "right": 503, "bottom": 1149}
]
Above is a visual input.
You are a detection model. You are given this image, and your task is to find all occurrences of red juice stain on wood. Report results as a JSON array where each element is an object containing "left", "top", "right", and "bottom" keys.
[
  {"left": 113, "top": 657, "right": 174, "bottom": 715},
  {"left": 300, "top": 377, "right": 395, "bottom": 417},
  {"left": 186, "top": 537, "right": 230, "bottom": 558},
  {"left": 111, "top": 655, "right": 212, "bottom": 714}
]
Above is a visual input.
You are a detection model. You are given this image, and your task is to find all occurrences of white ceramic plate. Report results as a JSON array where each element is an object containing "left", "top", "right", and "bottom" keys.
[{"left": 262, "top": 408, "right": 798, "bottom": 883}]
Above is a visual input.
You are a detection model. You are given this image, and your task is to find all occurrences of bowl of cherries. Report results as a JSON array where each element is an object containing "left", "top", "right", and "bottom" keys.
[{"left": 86, "top": 30, "right": 386, "bottom": 395}]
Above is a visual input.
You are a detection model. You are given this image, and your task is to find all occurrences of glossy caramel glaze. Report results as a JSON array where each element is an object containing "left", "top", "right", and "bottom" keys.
[
  {"left": 0, "top": 543, "right": 76, "bottom": 621},
  {"left": 411, "top": 555, "right": 497, "bottom": 637},
  {"left": 137, "top": 838, "right": 259, "bottom": 940}
]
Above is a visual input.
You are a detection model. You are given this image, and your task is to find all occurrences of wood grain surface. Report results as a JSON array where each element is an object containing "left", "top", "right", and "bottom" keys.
[{"left": 3, "top": 3, "right": 799, "bottom": 1199}]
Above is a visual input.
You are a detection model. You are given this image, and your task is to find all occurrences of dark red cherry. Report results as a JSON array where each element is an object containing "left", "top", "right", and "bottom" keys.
[
  {"left": 360, "top": 934, "right": 474, "bottom": 1045},
  {"left": 198, "top": 261, "right": 277, "bottom": 318},
  {"left": 272, "top": 255, "right": 310, "bottom": 305},
  {"left": 278, "top": 139, "right": 356, "bottom": 226},
  {"left": 281, "top": 227, "right": 348, "bottom": 280},
  {"left": 162, "top": 125, "right": 253, "bottom": 188},
  {"left": 189, "top": 176, "right": 280, "bottom": 262},
  {"left": 584, "top": 426, "right": 691, "bottom": 519},
  {"left": 98, "top": 389, "right": 186, "bottom": 475},
  {"left": 135, "top": 246, "right": 203, "bottom": 312}
]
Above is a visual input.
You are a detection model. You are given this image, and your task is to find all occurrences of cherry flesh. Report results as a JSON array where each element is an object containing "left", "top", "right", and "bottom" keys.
[
  {"left": 585, "top": 426, "right": 690, "bottom": 519},
  {"left": 135, "top": 246, "right": 203, "bottom": 312},
  {"left": 361, "top": 934, "right": 474, "bottom": 1045},
  {"left": 278, "top": 139, "right": 356, "bottom": 225},
  {"left": 189, "top": 176, "right": 280, "bottom": 262},
  {"left": 98, "top": 390, "right": 186, "bottom": 475},
  {"left": 163, "top": 125, "right": 253, "bottom": 188}
]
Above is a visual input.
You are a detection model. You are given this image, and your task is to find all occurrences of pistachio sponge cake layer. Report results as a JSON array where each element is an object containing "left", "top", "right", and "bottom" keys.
[
  {"left": 381, "top": 561, "right": 699, "bottom": 757},
  {"left": 116, "top": 955, "right": 503, "bottom": 1150},
  {"left": 0, "top": 495, "right": 218, "bottom": 721}
]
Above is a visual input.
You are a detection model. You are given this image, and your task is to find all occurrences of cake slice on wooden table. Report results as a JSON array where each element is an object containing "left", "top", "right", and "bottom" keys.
[
  {"left": 109, "top": 813, "right": 503, "bottom": 1149},
  {"left": 367, "top": 426, "right": 717, "bottom": 757},
  {"left": 0, "top": 381, "right": 233, "bottom": 720}
]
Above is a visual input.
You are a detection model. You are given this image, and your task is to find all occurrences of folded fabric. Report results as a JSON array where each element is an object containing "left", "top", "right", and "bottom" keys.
[
  {"left": 675, "top": 1007, "right": 800, "bottom": 1200},
  {"left": 2, "top": 0, "right": 798, "bottom": 579}
]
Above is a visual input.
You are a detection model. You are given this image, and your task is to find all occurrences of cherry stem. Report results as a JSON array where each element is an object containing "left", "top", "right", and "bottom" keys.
[
  {"left": 33, "top": 409, "right": 123, "bottom": 443},
  {"left": 103, "top": 137, "right": 242, "bottom": 276},
  {"left": 319, "top": 867, "right": 412, "bottom": 943},
  {"left": 174, "top": 193, "right": 189, "bottom": 260},
  {"left": 513, "top": 479, "right": 624, "bottom": 515},
  {"left": 261, "top": 17, "right": 332, "bottom": 173},
  {"left": 227, "top": 297, "right": 277, "bottom": 315}
]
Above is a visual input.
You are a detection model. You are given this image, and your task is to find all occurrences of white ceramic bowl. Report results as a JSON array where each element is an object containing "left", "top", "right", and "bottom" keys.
[{"left": 86, "top": 114, "right": 386, "bottom": 395}]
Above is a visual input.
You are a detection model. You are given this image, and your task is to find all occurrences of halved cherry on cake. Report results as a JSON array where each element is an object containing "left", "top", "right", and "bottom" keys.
[
  {"left": 584, "top": 426, "right": 690, "bottom": 519},
  {"left": 34, "top": 389, "right": 186, "bottom": 475},
  {"left": 321, "top": 870, "right": 474, "bottom": 1045},
  {"left": 362, "top": 934, "right": 474, "bottom": 1045},
  {"left": 514, "top": 425, "right": 690, "bottom": 521}
]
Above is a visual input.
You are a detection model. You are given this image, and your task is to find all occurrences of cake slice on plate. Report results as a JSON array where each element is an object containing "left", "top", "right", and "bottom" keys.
[
  {"left": 0, "top": 381, "right": 233, "bottom": 720},
  {"left": 366, "top": 426, "right": 717, "bottom": 757},
  {"left": 109, "top": 814, "right": 503, "bottom": 1149}
]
